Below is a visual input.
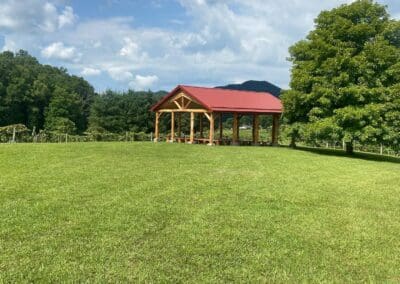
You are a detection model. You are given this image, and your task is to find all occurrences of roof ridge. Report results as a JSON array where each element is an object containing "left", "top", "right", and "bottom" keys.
[
  {"left": 151, "top": 84, "right": 282, "bottom": 113},
  {"left": 179, "top": 85, "right": 274, "bottom": 96}
]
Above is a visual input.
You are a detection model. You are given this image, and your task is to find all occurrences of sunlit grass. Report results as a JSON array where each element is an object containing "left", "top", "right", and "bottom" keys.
[{"left": 0, "top": 142, "right": 399, "bottom": 282}]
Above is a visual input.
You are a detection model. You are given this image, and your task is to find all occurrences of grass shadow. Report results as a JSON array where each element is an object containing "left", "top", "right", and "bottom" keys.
[{"left": 286, "top": 145, "right": 400, "bottom": 164}]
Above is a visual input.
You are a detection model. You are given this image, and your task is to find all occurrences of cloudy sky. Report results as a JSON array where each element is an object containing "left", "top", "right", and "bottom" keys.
[{"left": 0, "top": 0, "right": 399, "bottom": 92}]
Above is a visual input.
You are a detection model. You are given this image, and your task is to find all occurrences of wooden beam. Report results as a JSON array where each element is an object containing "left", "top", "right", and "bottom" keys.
[
  {"left": 184, "top": 100, "right": 192, "bottom": 109},
  {"left": 173, "top": 100, "right": 182, "bottom": 110},
  {"left": 203, "top": 112, "right": 211, "bottom": 121},
  {"left": 232, "top": 113, "right": 239, "bottom": 145},
  {"left": 208, "top": 112, "right": 214, "bottom": 146},
  {"left": 252, "top": 114, "right": 260, "bottom": 145},
  {"left": 189, "top": 112, "right": 195, "bottom": 144},
  {"left": 177, "top": 113, "right": 182, "bottom": 140},
  {"left": 174, "top": 92, "right": 194, "bottom": 102},
  {"left": 159, "top": 109, "right": 208, "bottom": 113},
  {"left": 199, "top": 113, "right": 203, "bottom": 138},
  {"left": 272, "top": 114, "right": 280, "bottom": 146},
  {"left": 170, "top": 112, "right": 175, "bottom": 143},
  {"left": 154, "top": 112, "right": 160, "bottom": 142},
  {"left": 219, "top": 113, "right": 223, "bottom": 140}
]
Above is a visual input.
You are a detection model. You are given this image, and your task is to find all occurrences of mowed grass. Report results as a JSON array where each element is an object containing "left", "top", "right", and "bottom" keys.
[{"left": 1, "top": 142, "right": 400, "bottom": 282}]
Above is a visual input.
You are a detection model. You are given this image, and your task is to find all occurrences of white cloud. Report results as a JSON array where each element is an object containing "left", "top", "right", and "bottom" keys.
[
  {"left": 2, "top": 0, "right": 398, "bottom": 92},
  {"left": 129, "top": 75, "right": 159, "bottom": 90},
  {"left": 39, "top": 2, "right": 58, "bottom": 32},
  {"left": 107, "top": 67, "right": 133, "bottom": 82},
  {"left": 41, "top": 42, "right": 80, "bottom": 61},
  {"left": 119, "top": 37, "right": 139, "bottom": 57},
  {"left": 0, "top": 0, "right": 76, "bottom": 33},
  {"left": 81, "top": 67, "right": 101, "bottom": 76},
  {"left": 58, "top": 6, "right": 76, "bottom": 29}
]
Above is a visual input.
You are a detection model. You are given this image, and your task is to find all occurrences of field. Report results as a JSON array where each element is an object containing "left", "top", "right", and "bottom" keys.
[{"left": 1, "top": 142, "right": 400, "bottom": 282}]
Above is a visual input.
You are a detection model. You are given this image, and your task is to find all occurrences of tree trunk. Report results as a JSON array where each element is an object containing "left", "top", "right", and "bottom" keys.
[
  {"left": 290, "top": 136, "right": 296, "bottom": 148},
  {"left": 345, "top": 142, "right": 354, "bottom": 155}
]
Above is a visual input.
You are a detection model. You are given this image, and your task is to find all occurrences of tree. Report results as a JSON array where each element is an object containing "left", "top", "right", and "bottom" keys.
[
  {"left": 88, "top": 90, "right": 167, "bottom": 134},
  {"left": 0, "top": 50, "right": 96, "bottom": 133},
  {"left": 282, "top": 0, "right": 400, "bottom": 154},
  {"left": 44, "top": 86, "right": 80, "bottom": 134}
]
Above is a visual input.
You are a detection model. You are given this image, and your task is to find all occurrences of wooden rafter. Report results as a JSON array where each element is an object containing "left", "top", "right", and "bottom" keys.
[
  {"left": 166, "top": 91, "right": 203, "bottom": 112},
  {"left": 173, "top": 100, "right": 182, "bottom": 109},
  {"left": 159, "top": 109, "right": 209, "bottom": 113},
  {"left": 174, "top": 92, "right": 193, "bottom": 102},
  {"left": 184, "top": 99, "right": 192, "bottom": 109}
]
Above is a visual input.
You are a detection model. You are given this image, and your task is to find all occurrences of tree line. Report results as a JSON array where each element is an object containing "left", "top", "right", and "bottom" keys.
[
  {"left": 0, "top": 50, "right": 271, "bottom": 141},
  {"left": 282, "top": 0, "right": 400, "bottom": 154},
  {"left": 2, "top": 0, "right": 400, "bottom": 156},
  {"left": 0, "top": 50, "right": 167, "bottom": 138}
]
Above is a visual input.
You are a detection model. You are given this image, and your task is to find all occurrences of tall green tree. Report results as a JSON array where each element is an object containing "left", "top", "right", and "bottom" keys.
[
  {"left": 44, "top": 86, "right": 81, "bottom": 134},
  {"left": 282, "top": 0, "right": 400, "bottom": 153},
  {"left": 88, "top": 90, "right": 167, "bottom": 134},
  {"left": 0, "top": 50, "right": 95, "bottom": 133}
]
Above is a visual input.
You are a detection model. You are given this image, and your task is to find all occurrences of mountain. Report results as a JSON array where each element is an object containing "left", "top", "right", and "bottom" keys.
[{"left": 216, "top": 80, "right": 282, "bottom": 98}]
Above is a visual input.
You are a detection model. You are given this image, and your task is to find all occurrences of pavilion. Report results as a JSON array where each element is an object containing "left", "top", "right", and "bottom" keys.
[{"left": 150, "top": 85, "right": 283, "bottom": 145}]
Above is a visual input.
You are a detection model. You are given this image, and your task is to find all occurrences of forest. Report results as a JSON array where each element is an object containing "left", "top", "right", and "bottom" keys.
[
  {"left": 2, "top": 0, "right": 400, "bottom": 157},
  {"left": 0, "top": 50, "right": 277, "bottom": 143},
  {"left": 0, "top": 50, "right": 167, "bottom": 141},
  {"left": 282, "top": 0, "right": 400, "bottom": 154}
]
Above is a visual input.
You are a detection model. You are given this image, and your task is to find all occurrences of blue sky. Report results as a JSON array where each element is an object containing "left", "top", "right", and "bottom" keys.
[{"left": 1, "top": 0, "right": 399, "bottom": 92}]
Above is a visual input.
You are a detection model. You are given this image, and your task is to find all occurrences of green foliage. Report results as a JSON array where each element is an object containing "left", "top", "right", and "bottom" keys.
[
  {"left": 44, "top": 87, "right": 81, "bottom": 134},
  {"left": 0, "top": 124, "right": 30, "bottom": 142},
  {"left": 45, "top": 117, "right": 77, "bottom": 134},
  {"left": 283, "top": 0, "right": 400, "bottom": 153},
  {"left": 88, "top": 89, "right": 167, "bottom": 134},
  {"left": 0, "top": 50, "right": 95, "bottom": 133},
  {"left": 1, "top": 143, "right": 400, "bottom": 282}
]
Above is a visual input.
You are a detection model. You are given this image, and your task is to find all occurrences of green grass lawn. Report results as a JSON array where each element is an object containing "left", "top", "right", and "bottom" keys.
[{"left": 1, "top": 142, "right": 400, "bottom": 282}]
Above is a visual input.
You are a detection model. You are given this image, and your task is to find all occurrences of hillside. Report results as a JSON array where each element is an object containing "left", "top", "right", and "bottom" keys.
[
  {"left": 1, "top": 142, "right": 399, "bottom": 282},
  {"left": 217, "top": 80, "right": 282, "bottom": 97}
]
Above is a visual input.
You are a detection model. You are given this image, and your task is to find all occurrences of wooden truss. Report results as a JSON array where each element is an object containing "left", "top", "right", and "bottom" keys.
[{"left": 153, "top": 91, "right": 280, "bottom": 146}]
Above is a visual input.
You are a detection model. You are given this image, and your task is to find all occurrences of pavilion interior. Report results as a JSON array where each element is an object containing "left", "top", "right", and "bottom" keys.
[{"left": 153, "top": 91, "right": 280, "bottom": 146}]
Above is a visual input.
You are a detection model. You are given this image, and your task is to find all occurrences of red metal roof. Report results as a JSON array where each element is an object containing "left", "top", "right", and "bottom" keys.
[{"left": 151, "top": 85, "right": 282, "bottom": 113}]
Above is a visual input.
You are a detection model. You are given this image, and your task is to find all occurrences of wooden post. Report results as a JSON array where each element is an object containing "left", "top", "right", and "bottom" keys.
[
  {"left": 11, "top": 127, "right": 16, "bottom": 143},
  {"left": 154, "top": 112, "right": 160, "bottom": 142},
  {"left": 219, "top": 113, "right": 223, "bottom": 140},
  {"left": 170, "top": 111, "right": 175, "bottom": 143},
  {"left": 177, "top": 113, "right": 182, "bottom": 141},
  {"left": 199, "top": 113, "right": 203, "bottom": 138},
  {"left": 208, "top": 112, "right": 214, "bottom": 146},
  {"left": 272, "top": 114, "right": 279, "bottom": 146},
  {"left": 232, "top": 113, "right": 239, "bottom": 145},
  {"left": 252, "top": 114, "right": 259, "bottom": 145},
  {"left": 32, "top": 126, "right": 37, "bottom": 143},
  {"left": 189, "top": 112, "right": 195, "bottom": 144}
]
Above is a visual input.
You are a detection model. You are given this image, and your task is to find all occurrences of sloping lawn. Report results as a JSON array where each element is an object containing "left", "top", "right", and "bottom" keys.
[{"left": 0, "top": 142, "right": 399, "bottom": 282}]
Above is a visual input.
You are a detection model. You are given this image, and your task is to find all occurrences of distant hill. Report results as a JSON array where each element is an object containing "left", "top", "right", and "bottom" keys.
[{"left": 216, "top": 80, "right": 282, "bottom": 98}]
